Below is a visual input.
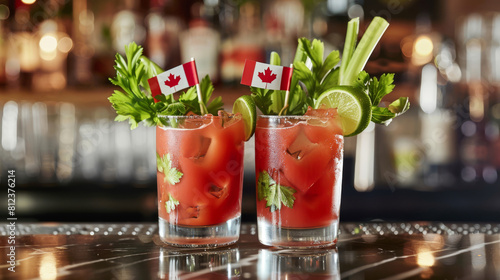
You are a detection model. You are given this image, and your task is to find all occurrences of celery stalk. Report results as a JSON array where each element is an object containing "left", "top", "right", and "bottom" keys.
[
  {"left": 269, "top": 52, "right": 283, "bottom": 114},
  {"left": 270, "top": 52, "right": 281, "bottom": 69},
  {"left": 342, "top": 17, "right": 389, "bottom": 86},
  {"left": 339, "top": 18, "right": 359, "bottom": 85},
  {"left": 289, "top": 41, "right": 307, "bottom": 97},
  {"left": 293, "top": 41, "right": 307, "bottom": 64}
]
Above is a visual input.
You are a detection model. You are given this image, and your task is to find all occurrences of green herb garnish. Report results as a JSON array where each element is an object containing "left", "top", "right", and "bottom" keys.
[
  {"left": 156, "top": 153, "right": 183, "bottom": 185},
  {"left": 354, "top": 71, "right": 410, "bottom": 125},
  {"left": 247, "top": 16, "right": 409, "bottom": 126},
  {"left": 178, "top": 76, "right": 224, "bottom": 116},
  {"left": 257, "top": 171, "right": 296, "bottom": 212},
  {"left": 165, "top": 194, "right": 179, "bottom": 213},
  {"left": 109, "top": 42, "right": 223, "bottom": 129}
]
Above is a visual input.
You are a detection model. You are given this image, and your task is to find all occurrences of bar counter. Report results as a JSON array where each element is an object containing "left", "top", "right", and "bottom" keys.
[{"left": 2, "top": 222, "right": 500, "bottom": 279}]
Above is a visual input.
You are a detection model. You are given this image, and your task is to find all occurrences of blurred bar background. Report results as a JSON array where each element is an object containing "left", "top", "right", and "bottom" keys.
[{"left": 1, "top": 0, "right": 500, "bottom": 222}]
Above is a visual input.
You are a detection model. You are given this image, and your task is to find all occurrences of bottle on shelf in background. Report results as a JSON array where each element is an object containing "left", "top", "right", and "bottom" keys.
[
  {"left": 6, "top": 3, "right": 39, "bottom": 89},
  {"left": 220, "top": 1, "right": 265, "bottom": 85},
  {"left": 379, "top": 16, "right": 460, "bottom": 190},
  {"left": 418, "top": 39, "right": 461, "bottom": 188},
  {"left": 261, "top": 0, "right": 304, "bottom": 66},
  {"left": 0, "top": 6, "right": 7, "bottom": 87},
  {"left": 489, "top": 89, "right": 500, "bottom": 181},
  {"left": 32, "top": 19, "right": 73, "bottom": 91},
  {"left": 456, "top": 14, "right": 498, "bottom": 186},
  {"left": 383, "top": 103, "right": 420, "bottom": 188},
  {"left": 72, "top": 0, "right": 94, "bottom": 86},
  {"left": 457, "top": 84, "right": 495, "bottom": 185},
  {"left": 145, "top": 0, "right": 184, "bottom": 70},
  {"left": 486, "top": 13, "right": 500, "bottom": 184},
  {"left": 179, "top": 2, "right": 221, "bottom": 83}
]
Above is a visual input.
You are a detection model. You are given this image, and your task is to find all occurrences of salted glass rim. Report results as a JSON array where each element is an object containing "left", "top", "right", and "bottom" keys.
[
  {"left": 258, "top": 115, "right": 332, "bottom": 120},
  {"left": 157, "top": 113, "right": 243, "bottom": 129},
  {"left": 158, "top": 114, "right": 242, "bottom": 120},
  {"left": 256, "top": 115, "right": 342, "bottom": 131}
]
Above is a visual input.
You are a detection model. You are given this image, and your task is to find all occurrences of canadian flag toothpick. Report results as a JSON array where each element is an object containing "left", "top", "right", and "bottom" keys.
[
  {"left": 148, "top": 60, "right": 199, "bottom": 98},
  {"left": 241, "top": 60, "right": 293, "bottom": 91}
]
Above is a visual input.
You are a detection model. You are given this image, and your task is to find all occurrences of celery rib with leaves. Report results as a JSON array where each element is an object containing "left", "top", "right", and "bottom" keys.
[{"left": 109, "top": 42, "right": 223, "bottom": 129}]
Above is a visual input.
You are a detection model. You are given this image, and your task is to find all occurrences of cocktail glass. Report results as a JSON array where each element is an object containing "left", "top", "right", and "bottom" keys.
[
  {"left": 255, "top": 112, "right": 343, "bottom": 248},
  {"left": 157, "top": 114, "right": 245, "bottom": 247}
]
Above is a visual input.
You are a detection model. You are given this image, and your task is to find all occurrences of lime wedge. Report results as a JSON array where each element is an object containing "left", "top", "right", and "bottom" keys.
[
  {"left": 315, "top": 86, "right": 372, "bottom": 137},
  {"left": 232, "top": 95, "right": 256, "bottom": 141}
]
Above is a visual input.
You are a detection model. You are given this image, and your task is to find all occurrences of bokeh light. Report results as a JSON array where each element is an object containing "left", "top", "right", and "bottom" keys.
[
  {"left": 417, "top": 250, "right": 435, "bottom": 267},
  {"left": 39, "top": 35, "right": 58, "bottom": 53},
  {"left": 40, "top": 34, "right": 58, "bottom": 61},
  {"left": 0, "top": 4, "right": 10, "bottom": 20},
  {"left": 39, "top": 253, "right": 57, "bottom": 280},
  {"left": 58, "top": 37, "right": 73, "bottom": 53},
  {"left": 415, "top": 35, "right": 434, "bottom": 57}
]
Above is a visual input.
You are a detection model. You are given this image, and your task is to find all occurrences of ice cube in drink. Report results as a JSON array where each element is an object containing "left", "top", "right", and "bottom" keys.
[
  {"left": 157, "top": 114, "right": 245, "bottom": 247},
  {"left": 255, "top": 109, "right": 343, "bottom": 248}
]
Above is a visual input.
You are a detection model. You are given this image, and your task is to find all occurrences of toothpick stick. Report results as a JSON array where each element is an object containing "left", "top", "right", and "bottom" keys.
[
  {"left": 279, "top": 64, "right": 294, "bottom": 116},
  {"left": 191, "top": 57, "right": 207, "bottom": 115}
]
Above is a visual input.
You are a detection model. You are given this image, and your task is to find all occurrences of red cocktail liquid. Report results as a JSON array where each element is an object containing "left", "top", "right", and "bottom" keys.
[
  {"left": 157, "top": 115, "right": 245, "bottom": 227},
  {"left": 255, "top": 109, "right": 343, "bottom": 230}
]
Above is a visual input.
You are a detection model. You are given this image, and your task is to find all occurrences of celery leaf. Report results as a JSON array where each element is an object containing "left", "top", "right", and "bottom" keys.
[
  {"left": 157, "top": 153, "right": 183, "bottom": 185},
  {"left": 165, "top": 194, "right": 179, "bottom": 213},
  {"left": 257, "top": 171, "right": 296, "bottom": 212}
]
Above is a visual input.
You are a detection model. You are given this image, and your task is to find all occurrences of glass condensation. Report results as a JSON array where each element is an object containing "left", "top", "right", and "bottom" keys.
[
  {"left": 255, "top": 115, "right": 344, "bottom": 248},
  {"left": 156, "top": 114, "right": 245, "bottom": 247}
]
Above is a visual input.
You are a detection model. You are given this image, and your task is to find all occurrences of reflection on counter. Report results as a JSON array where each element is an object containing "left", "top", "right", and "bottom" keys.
[
  {"left": 159, "top": 247, "right": 241, "bottom": 279},
  {"left": 257, "top": 249, "right": 339, "bottom": 279},
  {"left": 2, "top": 223, "right": 500, "bottom": 279}
]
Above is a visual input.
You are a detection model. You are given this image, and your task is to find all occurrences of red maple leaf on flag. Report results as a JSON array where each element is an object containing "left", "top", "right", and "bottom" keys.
[
  {"left": 258, "top": 67, "right": 277, "bottom": 88},
  {"left": 164, "top": 73, "right": 181, "bottom": 89}
]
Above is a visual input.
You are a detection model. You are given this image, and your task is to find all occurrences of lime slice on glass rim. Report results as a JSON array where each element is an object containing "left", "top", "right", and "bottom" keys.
[
  {"left": 315, "top": 86, "right": 372, "bottom": 137},
  {"left": 232, "top": 95, "right": 257, "bottom": 141}
]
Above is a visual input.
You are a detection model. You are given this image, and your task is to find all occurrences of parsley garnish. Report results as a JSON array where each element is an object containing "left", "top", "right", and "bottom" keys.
[
  {"left": 165, "top": 194, "right": 179, "bottom": 213},
  {"left": 108, "top": 42, "right": 223, "bottom": 129},
  {"left": 156, "top": 153, "right": 183, "bottom": 185},
  {"left": 257, "top": 171, "right": 296, "bottom": 212},
  {"left": 355, "top": 71, "right": 410, "bottom": 125}
]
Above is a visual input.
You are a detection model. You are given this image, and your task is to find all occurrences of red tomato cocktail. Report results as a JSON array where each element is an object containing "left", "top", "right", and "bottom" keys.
[
  {"left": 255, "top": 108, "right": 344, "bottom": 248},
  {"left": 156, "top": 114, "right": 245, "bottom": 247}
]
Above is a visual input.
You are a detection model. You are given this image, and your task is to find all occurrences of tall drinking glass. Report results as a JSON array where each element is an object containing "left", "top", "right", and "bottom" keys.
[
  {"left": 255, "top": 113, "right": 344, "bottom": 248},
  {"left": 157, "top": 114, "right": 245, "bottom": 247}
]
